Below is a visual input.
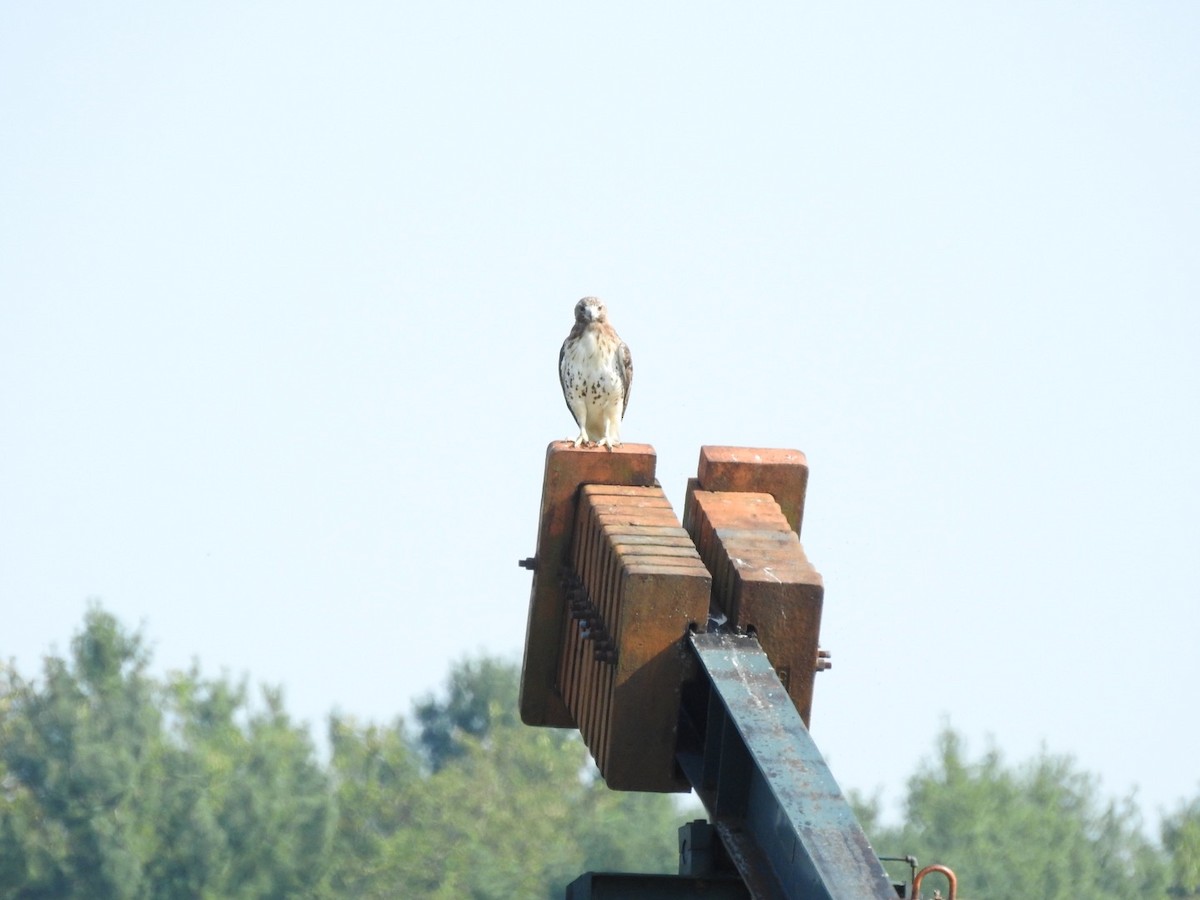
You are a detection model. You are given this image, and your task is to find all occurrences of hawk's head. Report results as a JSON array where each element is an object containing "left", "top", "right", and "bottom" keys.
[{"left": 574, "top": 296, "right": 608, "bottom": 325}]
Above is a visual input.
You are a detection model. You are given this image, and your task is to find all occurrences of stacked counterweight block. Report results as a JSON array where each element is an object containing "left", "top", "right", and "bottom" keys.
[
  {"left": 558, "top": 484, "right": 710, "bottom": 792},
  {"left": 519, "top": 442, "right": 821, "bottom": 792},
  {"left": 683, "top": 488, "right": 823, "bottom": 726}
]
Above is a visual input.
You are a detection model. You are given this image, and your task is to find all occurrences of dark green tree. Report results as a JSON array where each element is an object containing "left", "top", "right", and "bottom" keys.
[
  {"left": 863, "top": 728, "right": 1166, "bottom": 899},
  {"left": 1163, "top": 794, "right": 1200, "bottom": 897},
  {"left": 0, "top": 606, "right": 333, "bottom": 899},
  {"left": 412, "top": 655, "right": 520, "bottom": 771},
  {"left": 331, "top": 654, "right": 685, "bottom": 899},
  {"left": 184, "top": 682, "right": 332, "bottom": 899},
  {"left": 22, "top": 608, "right": 1195, "bottom": 900},
  {"left": 0, "top": 607, "right": 159, "bottom": 898},
  {"left": 321, "top": 716, "right": 436, "bottom": 898},
  {"left": 0, "top": 613, "right": 687, "bottom": 898}
]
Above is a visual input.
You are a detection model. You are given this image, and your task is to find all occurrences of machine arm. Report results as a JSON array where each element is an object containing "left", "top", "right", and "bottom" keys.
[{"left": 677, "top": 631, "right": 897, "bottom": 900}]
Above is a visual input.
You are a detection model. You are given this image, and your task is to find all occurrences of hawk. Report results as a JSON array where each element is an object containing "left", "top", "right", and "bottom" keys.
[{"left": 559, "top": 297, "right": 633, "bottom": 449}]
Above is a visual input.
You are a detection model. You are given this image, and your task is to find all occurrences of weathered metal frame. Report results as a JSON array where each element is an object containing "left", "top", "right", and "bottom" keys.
[{"left": 677, "top": 631, "right": 897, "bottom": 900}]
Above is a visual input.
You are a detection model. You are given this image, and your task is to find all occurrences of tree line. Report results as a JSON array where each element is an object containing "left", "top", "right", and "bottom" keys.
[{"left": 1, "top": 606, "right": 1196, "bottom": 898}]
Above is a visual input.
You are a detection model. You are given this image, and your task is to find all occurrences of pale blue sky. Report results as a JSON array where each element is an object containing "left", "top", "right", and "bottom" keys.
[{"left": 2, "top": 3, "right": 1197, "bottom": 828}]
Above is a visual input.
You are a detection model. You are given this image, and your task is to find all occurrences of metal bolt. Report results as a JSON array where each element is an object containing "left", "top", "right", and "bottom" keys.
[
  {"left": 518, "top": 557, "right": 537, "bottom": 570},
  {"left": 816, "top": 648, "right": 832, "bottom": 672}
]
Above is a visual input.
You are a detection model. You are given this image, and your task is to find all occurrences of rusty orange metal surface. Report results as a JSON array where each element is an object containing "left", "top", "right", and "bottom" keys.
[
  {"left": 561, "top": 484, "right": 710, "bottom": 791},
  {"left": 684, "top": 487, "right": 824, "bottom": 725},
  {"left": 520, "top": 441, "right": 825, "bottom": 784},
  {"left": 518, "top": 441, "right": 658, "bottom": 728},
  {"left": 695, "top": 445, "right": 809, "bottom": 535}
]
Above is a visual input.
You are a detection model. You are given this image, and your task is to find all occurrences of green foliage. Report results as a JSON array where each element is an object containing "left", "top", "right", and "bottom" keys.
[
  {"left": 0, "top": 606, "right": 333, "bottom": 899},
  {"left": 325, "top": 654, "right": 682, "bottom": 899},
  {"left": 322, "top": 717, "right": 437, "bottom": 897},
  {"left": 0, "top": 610, "right": 684, "bottom": 898},
  {"left": 1163, "top": 795, "right": 1200, "bottom": 897},
  {"left": 865, "top": 728, "right": 1168, "bottom": 899},
  {"left": 0, "top": 606, "right": 160, "bottom": 899},
  {"left": 411, "top": 655, "right": 520, "bottom": 771},
  {"left": 6, "top": 608, "right": 1199, "bottom": 898}
]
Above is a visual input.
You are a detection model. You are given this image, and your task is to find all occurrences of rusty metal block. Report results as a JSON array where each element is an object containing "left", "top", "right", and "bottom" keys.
[
  {"left": 694, "top": 446, "right": 809, "bottom": 535},
  {"left": 560, "top": 484, "right": 711, "bottom": 791},
  {"left": 520, "top": 441, "right": 824, "bottom": 790},
  {"left": 684, "top": 487, "right": 824, "bottom": 725},
  {"left": 519, "top": 442, "right": 658, "bottom": 728}
]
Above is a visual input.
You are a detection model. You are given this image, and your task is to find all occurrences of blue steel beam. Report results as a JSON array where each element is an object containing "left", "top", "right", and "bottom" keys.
[{"left": 678, "top": 632, "right": 896, "bottom": 900}]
